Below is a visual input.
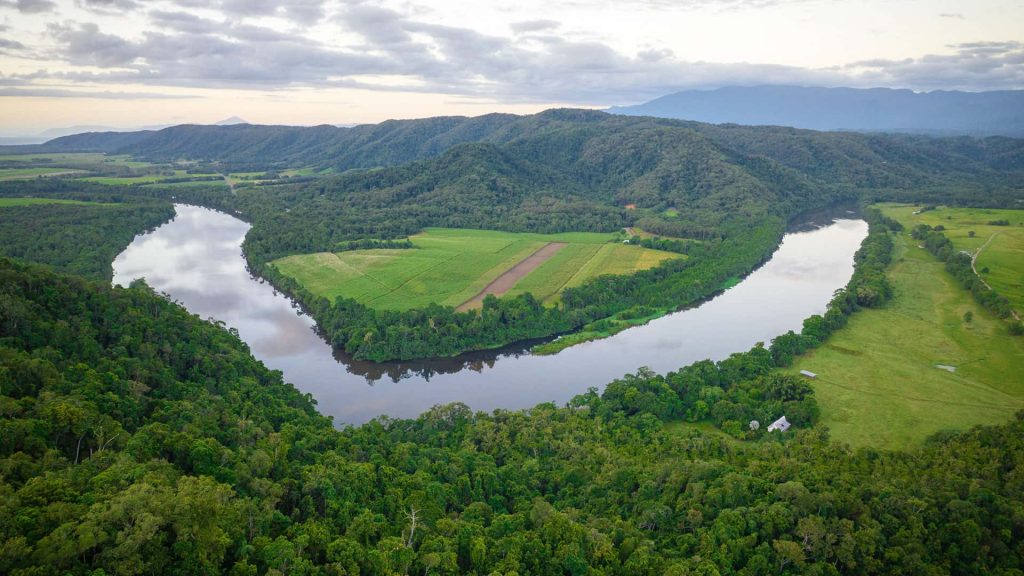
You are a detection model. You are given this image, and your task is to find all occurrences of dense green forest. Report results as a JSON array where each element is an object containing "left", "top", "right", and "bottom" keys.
[
  {"left": 221, "top": 112, "right": 1019, "bottom": 360},
  {"left": 1, "top": 110, "right": 1023, "bottom": 573},
  {"left": 0, "top": 181, "right": 174, "bottom": 281},
  {"left": 911, "top": 223, "right": 1023, "bottom": 332},
  {"left": 2, "top": 205, "right": 1023, "bottom": 575},
  {"left": 5, "top": 109, "right": 1023, "bottom": 360}
]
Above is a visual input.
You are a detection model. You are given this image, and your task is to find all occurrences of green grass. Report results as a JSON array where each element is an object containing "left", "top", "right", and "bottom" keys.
[
  {"left": 79, "top": 169, "right": 195, "bottom": 185},
  {"left": 790, "top": 225, "right": 1024, "bottom": 451},
  {"left": 0, "top": 167, "right": 87, "bottom": 180},
  {"left": 272, "top": 228, "right": 680, "bottom": 311},
  {"left": 0, "top": 197, "right": 107, "bottom": 207},
  {"left": 879, "top": 203, "right": 1024, "bottom": 314},
  {"left": 663, "top": 421, "right": 743, "bottom": 445},
  {"left": 140, "top": 180, "right": 229, "bottom": 189},
  {"left": 0, "top": 153, "right": 166, "bottom": 184},
  {"left": 0, "top": 152, "right": 108, "bottom": 163},
  {"left": 0, "top": 153, "right": 153, "bottom": 169},
  {"left": 532, "top": 307, "right": 669, "bottom": 355}
]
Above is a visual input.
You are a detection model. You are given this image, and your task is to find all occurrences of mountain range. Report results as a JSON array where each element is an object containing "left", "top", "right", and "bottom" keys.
[{"left": 608, "top": 86, "right": 1024, "bottom": 136}]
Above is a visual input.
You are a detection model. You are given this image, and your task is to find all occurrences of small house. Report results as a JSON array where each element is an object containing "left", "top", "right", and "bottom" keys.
[
  {"left": 767, "top": 416, "right": 791, "bottom": 433},
  {"left": 799, "top": 370, "right": 817, "bottom": 379}
]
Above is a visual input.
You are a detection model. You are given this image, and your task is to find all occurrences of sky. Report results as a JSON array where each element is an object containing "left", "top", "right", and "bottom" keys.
[{"left": 0, "top": 0, "right": 1022, "bottom": 134}]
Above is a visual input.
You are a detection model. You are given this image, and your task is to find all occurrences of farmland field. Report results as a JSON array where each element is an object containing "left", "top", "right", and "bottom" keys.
[
  {"left": 879, "top": 203, "right": 1024, "bottom": 314},
  {"left": 790, "top": 210, "right": 1024, "bottom": 450},
  {"left": 0, "top": 152, "right": 107, "bottom": 163},
  {"left": 0, "top": 197, "right": 106, "bottom": 207},
  {"left": 0, "top": 167, "right": 88, "bottom": 180},
  {"left": 272, "top": 227, "right": 681, "bottom": 311}
]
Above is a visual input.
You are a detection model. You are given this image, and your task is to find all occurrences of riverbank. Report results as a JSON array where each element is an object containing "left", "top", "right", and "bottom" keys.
[
  {"left": 113, "top": 205, "right": 866, "bottom": 424},
  {"left": 791, "top": 212, "right": 1024, "bottom": 450}
]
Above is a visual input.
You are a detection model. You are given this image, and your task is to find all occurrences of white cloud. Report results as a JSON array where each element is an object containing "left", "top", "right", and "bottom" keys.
[
  {"left": 0, "top": 0, "right": 1020, "bottom": 107},
  {"left": 0, "top": 0, "right": 57, "bottom": 13}
]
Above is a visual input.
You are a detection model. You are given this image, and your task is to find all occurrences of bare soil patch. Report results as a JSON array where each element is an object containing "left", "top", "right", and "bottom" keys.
[{"left": 456, "top": 243, "right": 567, "bottom": 311}]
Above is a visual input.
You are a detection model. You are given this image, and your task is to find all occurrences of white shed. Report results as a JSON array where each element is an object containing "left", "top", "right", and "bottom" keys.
[
  {"left": 767, "top": 416, "right": 791, "bottom": 433},
  {"left": 799, "top": 370, "right": 817, "bottom": 379}
]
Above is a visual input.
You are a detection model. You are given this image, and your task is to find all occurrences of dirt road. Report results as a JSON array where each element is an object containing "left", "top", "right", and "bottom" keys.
[{"left": 456, "top": 242, "right": 567, "bottom": 311}]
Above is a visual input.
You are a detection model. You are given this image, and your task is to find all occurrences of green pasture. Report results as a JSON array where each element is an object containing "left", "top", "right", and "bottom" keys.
[
  {"left": 879, "top": 203, "right": 1024, "bottom": 314},
  {"left": 0, "top": 167, "right": 87, "bottom": 180},
  {"left": 790, "top": 224, "right": 1024, "bottom": 450},
  {"left": 0, "top": 152, "right": 107, "bottom": 164},
  {"left": 140, "top": 180, "right": 229, "bottom": 189},
  {"left": 0, "top": 197, "right": 107, "bottom": 207},
  {"left": 272, "top": 228, "right": 680, "bottom": 311}
]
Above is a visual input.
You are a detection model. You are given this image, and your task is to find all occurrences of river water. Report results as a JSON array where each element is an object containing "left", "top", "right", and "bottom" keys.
[{"left": 113, "top": 205, "right": 867, "bottom": 424}]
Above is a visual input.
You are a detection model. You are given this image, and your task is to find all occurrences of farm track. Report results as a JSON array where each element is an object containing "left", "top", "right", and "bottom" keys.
[
  {"left": 972, "top": 232, "right": 1020, "bottom": 320},
  {"left": 456, "top": 243, "right": 567, "bottom": 311}
]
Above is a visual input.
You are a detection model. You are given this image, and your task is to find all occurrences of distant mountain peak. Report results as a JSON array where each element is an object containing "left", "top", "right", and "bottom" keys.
[
  {"left": 609, "top": 86, "right": 1024, "bottom": 136},
  {"left": 214, "top": 116, "right": 248, "bottom": 125}
]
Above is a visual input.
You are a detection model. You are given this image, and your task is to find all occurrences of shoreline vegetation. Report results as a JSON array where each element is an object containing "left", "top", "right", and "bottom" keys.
[
  {"left": 792, "top": 207, "right": 1024, "bottom": 449},
  {"left": 8, "top": 205, "right": 1024, "bottom": 574},
  {"left": 1, "top": 109, "right": 1022, "bottom": 364},
  {"left": 251, "top": 218, "right": 787, "bottom": 362},
  {"left": 2, "top": 113, "right": 1024, "bottom": 571}
]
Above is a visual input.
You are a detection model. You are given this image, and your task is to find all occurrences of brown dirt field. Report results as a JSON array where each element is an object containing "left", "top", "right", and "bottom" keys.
[{"left": 456, "top": 242, "right": 567, "bottom": 311}]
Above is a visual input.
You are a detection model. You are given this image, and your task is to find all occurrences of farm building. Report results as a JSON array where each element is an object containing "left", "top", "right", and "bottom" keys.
[
  {"left": 799, "top": 370, "right": 817, "bottom": 379},
  {"left": 767, "top": 416, "right": 791, "bottom": 432}
]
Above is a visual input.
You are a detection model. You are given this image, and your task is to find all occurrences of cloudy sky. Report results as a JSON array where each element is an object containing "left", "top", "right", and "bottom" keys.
[{"left": 0, "top": 0, "right": 1022, "bottom": 134}]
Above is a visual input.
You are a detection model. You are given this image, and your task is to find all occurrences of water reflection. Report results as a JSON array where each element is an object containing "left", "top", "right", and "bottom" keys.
[{"left": 114, "top": 205, "right": 867, "bottom": 424}]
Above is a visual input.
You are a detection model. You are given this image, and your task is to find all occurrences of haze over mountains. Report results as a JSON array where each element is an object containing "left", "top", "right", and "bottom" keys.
[
  {"left": 609, "top": 86, "right": 1024, "bottom": 136},
  {"left": 22, "top": 108, "right": 1024, "bottom": 182},
  {"left": 9, "top": 86, "right": 1023, "bottom": 150}
]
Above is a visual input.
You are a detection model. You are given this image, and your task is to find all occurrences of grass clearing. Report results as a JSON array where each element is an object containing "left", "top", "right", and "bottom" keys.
[
  {"left": 790, "top": 221, "right": 1024, "bottom": 451},
  {"left": 272, "top": 228, "right": 681, "bottom": 311},
  {"left": 0, "top": 152, "right": 108, "bottom": 164},
  {"left": 0, "top": 167, "right": 88, "bottom": 180},
  {"left": 879, "top": 203, "right": 1024, "bottom": 314},
  {"left": 0, "top": 197, "right": 107, "bottom": 207},
  {"left": 140, "top": 180, "right": 229, "bottom": 189}
]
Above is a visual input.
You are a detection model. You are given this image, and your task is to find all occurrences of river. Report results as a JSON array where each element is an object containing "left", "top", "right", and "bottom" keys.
[{"left": 113, "top": 205, "right": 867, "bottom": 424}]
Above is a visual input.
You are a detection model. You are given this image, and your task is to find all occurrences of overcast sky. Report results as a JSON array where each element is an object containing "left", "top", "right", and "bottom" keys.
[{"left": 0, "top": 0, "right": 1022, "bottom": 133}]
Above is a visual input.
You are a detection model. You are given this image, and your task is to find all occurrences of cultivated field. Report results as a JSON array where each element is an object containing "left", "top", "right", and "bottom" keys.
[
  {"left": 272, "top": 228, "right": 680, "bottom": 311},
  {"left": 0, "top": 197, "right": 105, "bottom": 207},
  {"left": 879, "top": 203, "right": 1024, "bottom": 314},
  {"left": 790, "top": 215, "right": 1024, "bottom": 450},
  {"left": 0, "top": 167, "right": 87, "bottom": 180}
]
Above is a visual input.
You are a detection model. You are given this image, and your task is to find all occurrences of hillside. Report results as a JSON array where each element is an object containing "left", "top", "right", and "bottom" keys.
[
  {"left": 609, "top": 86, "right": 1024, "bottom": 136},
  {"left": 231, "top": 110, "right": 1024, "bottom": 263},
  {"left": 6, "top": 109, "right": 1023, "bottom": 360},
  {"left": 3, "top": 256, "right": 1024, "bottom": 575}
]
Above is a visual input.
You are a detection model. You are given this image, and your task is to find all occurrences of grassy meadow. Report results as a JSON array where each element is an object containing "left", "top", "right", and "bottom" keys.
[
  {"left": 0, "top": 197, "right": 107, "bottom": 207},
  {"left": 0, "top": 167, "right": 87, "bottom": 180},
  {"left": 272, "top": 228, "right": 680, "bottom": 311},
  {"left": 790, "top": 211, "right": 1024, "bottom": 450},
  {"left": 879, "top": 203, "right": 1024, "bottom": 314}
]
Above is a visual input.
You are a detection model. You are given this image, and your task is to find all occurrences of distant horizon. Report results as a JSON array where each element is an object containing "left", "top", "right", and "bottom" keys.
[
  {"left": 1, "top": 0, "right": 1021, "bottom": 135},
  {"left": 4, "top": 84, "right": 1024, "bottom": 140}
]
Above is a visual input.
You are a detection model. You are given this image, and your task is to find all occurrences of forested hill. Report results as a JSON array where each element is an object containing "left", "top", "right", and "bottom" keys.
[
  {"left": 31, "top": 108, "right": 1024, "bottom": 180},
  {"left": 4, "top": 258, "right": 1024, "bottom": 575},
  {"left": 609, "top": 86, "right": 1024, "bottom": 136},
  {"left": 229, "top": 110, "right": 1024, "bottom": 263},
  {"left": 7, "top": 110, "right": 1021, "bottom": 361}
]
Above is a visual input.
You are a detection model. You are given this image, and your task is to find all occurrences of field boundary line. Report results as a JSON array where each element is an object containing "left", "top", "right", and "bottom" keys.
[
  {"left": 456, "top": 242, "right": 568, "bottom": 311},
  {"left": 543, "top": 244, "right": 603, "bottom": 302},
  {"left": 814, "top": 375, "right": 1022, "bottom": 410},
  {"left": 560, "top": 243, "right": 612, "bottom": 291},
  {"left": 328, "top": 253, "right": 391, "bottom": 291},
  {"left": 364, "top": 249, "right": 464, "bottom": 305}
]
